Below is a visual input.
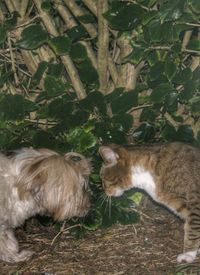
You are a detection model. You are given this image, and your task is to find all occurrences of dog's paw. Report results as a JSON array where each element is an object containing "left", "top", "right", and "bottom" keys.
[
  {"left": 177, "top": 251, "right": 197, "bottom": 263},
  {"left": 16, "top": 249, "right": 34, "bottom": 262}
]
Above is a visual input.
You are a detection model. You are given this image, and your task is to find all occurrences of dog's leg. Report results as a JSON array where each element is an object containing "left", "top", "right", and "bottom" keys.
[{"left": 0, "top": 229, "right": 34, "bottom": 263}]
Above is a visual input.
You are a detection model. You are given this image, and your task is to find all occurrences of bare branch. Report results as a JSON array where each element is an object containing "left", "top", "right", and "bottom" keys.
[
  {"left": 19, "top": 0, "right": 29, "bottom": 18},
  {"left": 7, "top": 33, "right": 19, "bottom": 86},
  {"left": 97, "top": 0, "right": 109, "bottom": 93},
  {"left": 82, "top": 0, "right": 97, "bottom": 16},
  {"left": 63, "top": 0, "right": 97, "bottom": 38},
  {"left": 33, "top": 0, "right": 86, "bottom": 99}
]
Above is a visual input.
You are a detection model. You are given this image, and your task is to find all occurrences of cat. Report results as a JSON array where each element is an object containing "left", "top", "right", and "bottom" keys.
[{"left": 99, "top": 142, "right": 200, "bottom": 263}]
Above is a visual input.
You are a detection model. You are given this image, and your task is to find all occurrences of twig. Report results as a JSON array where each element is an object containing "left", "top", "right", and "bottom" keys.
[
  {"left": 51, "top": 222, "right": 82, "bottom": 246},
  {"left": 7, "top": 33, "right": 19, "bottom": 86},
  {"left": 97, "top": 0, "right": 109, "bottom": 93},
  {"left": 128, "top": 104, "right": 153, "bottom": 114},
  {"left": 13, "top": 15, "right": 39, "bottom": 30}
]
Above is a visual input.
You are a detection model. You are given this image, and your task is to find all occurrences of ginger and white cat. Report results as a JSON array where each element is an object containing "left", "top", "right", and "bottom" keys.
[{"left": 99, "top": 142, "right": 200, "bottom": 263}]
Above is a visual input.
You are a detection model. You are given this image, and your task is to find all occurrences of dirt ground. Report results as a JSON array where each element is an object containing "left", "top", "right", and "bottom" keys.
[{"left": 1, "top": 200, "right": 200, "bottom": 275}]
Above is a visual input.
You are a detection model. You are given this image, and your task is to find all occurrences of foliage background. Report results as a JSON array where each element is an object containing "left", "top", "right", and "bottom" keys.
[{"left": 0, "top": 0, "right": 200, "bottom": 233}]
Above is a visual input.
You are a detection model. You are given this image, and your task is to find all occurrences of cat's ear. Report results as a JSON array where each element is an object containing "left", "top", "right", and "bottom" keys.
[{"left": 99, "top": 146, "right": 119, "bottom": 165}]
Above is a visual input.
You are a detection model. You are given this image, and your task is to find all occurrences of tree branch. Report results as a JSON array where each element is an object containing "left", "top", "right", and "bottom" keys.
[
  {"left": 63, "top": 0, "right": 97, "bottom": 38},
  {"left": 33, "top": 0, "right": 86, "bottom": 99},
  {"left": 97, "top": 0, "right": 109, "bottom": 93}
]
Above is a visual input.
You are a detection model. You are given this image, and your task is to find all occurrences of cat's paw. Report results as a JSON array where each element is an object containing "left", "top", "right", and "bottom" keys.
[{"left": 177, "top": 251, "right": 197, "bottom": 263}]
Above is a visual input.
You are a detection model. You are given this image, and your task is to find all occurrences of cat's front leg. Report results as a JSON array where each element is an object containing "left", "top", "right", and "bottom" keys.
[{"left": 177, "top": 220, "right": 200, "bottom": 263}]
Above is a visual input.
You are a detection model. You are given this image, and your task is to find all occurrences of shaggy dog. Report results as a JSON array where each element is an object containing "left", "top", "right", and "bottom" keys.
[{"left": 0, "top": 148, "right": 91, "bottom": 262}]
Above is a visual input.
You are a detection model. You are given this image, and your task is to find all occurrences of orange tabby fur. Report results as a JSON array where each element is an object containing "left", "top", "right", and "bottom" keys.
[{"left": 99, "top": 142, "right": 200, "bottom": 263}]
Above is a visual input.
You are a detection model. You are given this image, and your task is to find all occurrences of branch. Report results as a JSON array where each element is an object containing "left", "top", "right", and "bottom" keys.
[
  {"left": 97, "top": 0, "right": 109, "bottom": 93},
  {"left": 19, "top": 0, "right": 29, "bottom": 18},
  {"left": 33, "top": 0, "right": 86, "bottom": 99},
  {"left": 63, "top": 0, "right": 97, "bottom": 38},
  {"left": 182, "top": 30, "right": 193, "bottom": 50},
  {"left": 82, "top": 0, "right": 97, "bottom": 16},
  {"left": 8, "top": 33, "right": 19, "bottom": 86}
]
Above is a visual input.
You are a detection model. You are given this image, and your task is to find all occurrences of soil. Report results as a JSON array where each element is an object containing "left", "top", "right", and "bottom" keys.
[{"left": 1, "top": 199, "right": 200, "bottom": 275}]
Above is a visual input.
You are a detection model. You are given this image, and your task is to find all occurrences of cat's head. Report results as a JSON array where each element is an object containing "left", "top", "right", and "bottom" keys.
[{"left": 99, "top": 145, "right": 132, "bottom": 197}]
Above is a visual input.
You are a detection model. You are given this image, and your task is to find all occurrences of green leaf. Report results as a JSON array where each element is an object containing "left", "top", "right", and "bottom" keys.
[
  {"left": 41, "top": 0, "right": 52, "bottom": 11},
  {"left": 149, "top": 62, "right": 165, "bottom": 81},
  {"left": 112, "top": 113, "right": 133, "bottom": 132},
  {"left": 4, "top": 11, "right": 19, "bottom": 31},
  {"left": 164, "top": 92, "right": 178, "bottom": 112},
  {"left": 80, "top": 91, "right": 106, "bottom": 114},
  {"left": 188, "top": 0, "right": 200, "bottom": 13},
  {"left": 103, "top": 2, "right": 143, "bottom": 31},
  {"left": 187, "top": 39, "right": 200, "bottom": 51},
  {"left": 160, "top": 0, "right": 185, "bottom": 21},
  {"left": 173, "top": 68, "right": 192, "bottom": 84},
  {"left": 49, "top": 36, "right": 71, "bottom": 55},
  {"left": 180, "top": 80, "right": 196, "bottom": 101},
  {"left": 67, "top": 128, "right": 96, "bottom": 152},
  {"left": 76, "top": 59, "right": 99, "bottom": 86},
  {"left": 83, "top": 210, "right": 102, "bottom": 231},
  {"left": 44, "top": 75, "right": 66, "bottom": 97},
  {"left": 0, "top": 26, "right": 7, "bottom": 44},
  {"left": 47, "top": 62, "right": 64, "bottom": 78},
  {"left": 111, "top": 90, "right": 138, "bottom": 114},
  {"left": 150, "top": 83, "right": 173, "bottom": 103},
  {"left": 32, "top": 130, "right": 55, "bottom": 148},
  {"left": 47, "top": 96, "right": 74, "bottom": 120},
  {"left": 0, "top": 95, "right": 37, "bottom": 120},
  {"left": 176, "top": 125, "right": 194, "bottom": 143},
  {"left": 142, "top": 10, "right": 157, "bottom": 25},
  {"left": 70, "top": 43, "right": 88, "bottom": 62},
  {"left": 105, "top": 87, "right": 124, "bottom": 103},
  {"left": 67, "top": 25, "right": 88, "bottom": 42},
  {"left": 77, "top": 14, "right": 96, "bottom": 24},
  {"left": 147, "top": 20, "right": 162, "bottom": 42},
  {"left": 165, "top": 61, "right": 177, "bottom": 81},
  {"left": 190, "top": 96, "right": 200, "bottom": 113},
  {"left": 147, "top": 51, "right": 160, "bottom": 66},
  {"left": 161, "top": 123, "right": 177, "bottom": 141},
  {"left": 132, "top": 122, "right": 155, "bottom": 142},
  {"left": 124, "top": 48, "right": 144, "bottom": 64},
  {"left": 16, "top": 24, "right": 49, "bottom": 50},
  {"left": 31, "top": 61, "right": 48, "bottom": 87}
]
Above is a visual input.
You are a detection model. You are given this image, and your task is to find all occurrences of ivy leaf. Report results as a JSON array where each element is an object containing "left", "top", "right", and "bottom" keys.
[
  {"left": 132, "top": 122, "right": 155, "bottom": 142},
  {"left": 16, "top": 24, "right": 49, "bottom": 50},
  {"left": 165, "top": 61, "right": 177, "bottom": 81},
  {"left": 103, "top": 2, "right": 143, "bottom": 31},
  {"left": 111, "top": 90, "right": 138, "bottom": 114},
  {"left": 44, "top": 75, "right": 66, "bottom": 97},
  {"left": 150, "top": 83, "right": 173, "bottom": 103},
  {"left": 187, "top": 39, "right": 200, "bottom": 51},
  {"left": 176, "top": 125, "right": 194, "bottom": 143},
  {"left": 49, "top": 36, "right": 71, "bottom": 55},
  {"left": 67, "top": 128, "right": 96, "bottom": 152}
]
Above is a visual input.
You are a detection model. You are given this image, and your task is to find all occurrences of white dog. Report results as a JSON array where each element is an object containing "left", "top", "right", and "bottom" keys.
[{"left": 0, "top": 148, "right": 91, "bottom": 262}]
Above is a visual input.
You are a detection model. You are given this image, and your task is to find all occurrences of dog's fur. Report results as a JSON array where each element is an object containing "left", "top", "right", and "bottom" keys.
[{"left": 0, "top": 148, "right": 91, "bottom": 263}]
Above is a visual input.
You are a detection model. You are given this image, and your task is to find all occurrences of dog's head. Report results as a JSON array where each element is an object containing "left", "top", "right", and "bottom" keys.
[{"left": 14, "top": 149, "right": 92, "bottom": 221}]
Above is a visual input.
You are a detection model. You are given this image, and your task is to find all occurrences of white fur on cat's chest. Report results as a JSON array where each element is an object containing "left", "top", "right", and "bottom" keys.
[{"left": 131, "top": 166, "right": 157, "bottom": 200}]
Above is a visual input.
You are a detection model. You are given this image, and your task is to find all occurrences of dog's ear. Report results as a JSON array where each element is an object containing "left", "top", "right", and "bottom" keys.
[{"left": 16, "top": 158, "right": 48, "bottom": 201}]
